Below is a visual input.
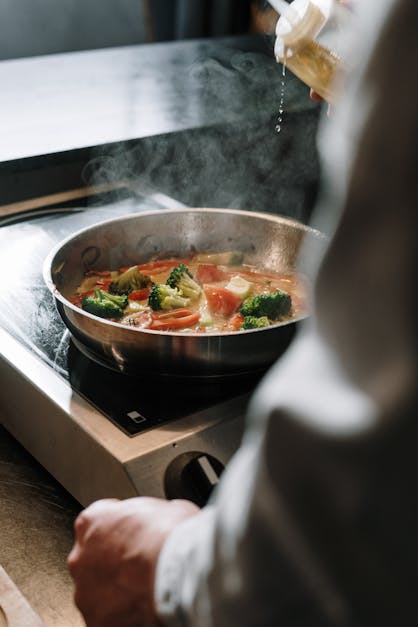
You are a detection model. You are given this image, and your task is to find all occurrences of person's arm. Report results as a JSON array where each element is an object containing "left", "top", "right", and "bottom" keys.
[{"left": 154, "top": 330, "right": 377, "bottom": 627}]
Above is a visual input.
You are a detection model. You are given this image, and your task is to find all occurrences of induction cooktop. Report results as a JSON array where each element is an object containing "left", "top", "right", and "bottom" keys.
[{"left": 0, "top": 197, "right": 259, "bottom": 506}]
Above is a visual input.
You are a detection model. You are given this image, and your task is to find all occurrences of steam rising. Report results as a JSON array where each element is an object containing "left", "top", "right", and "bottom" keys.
[{"left": 84, "top": 47, "right": 321, "bottom": 223}]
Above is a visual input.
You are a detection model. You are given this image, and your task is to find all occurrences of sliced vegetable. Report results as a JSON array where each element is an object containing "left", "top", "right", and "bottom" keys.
[
  {"left": 225, "top": 275, "right": 253, "bottom": 300},
  {"left": 129, "top": 287, "right": 151, "bottom": 301},
  {"left": 203, "top": 285, "right": 242, "bottom": 316},
  {"left": 150, "top": 308, "right": 200, "bottom": 330},
  {"left": 226, "top": 312, "right": 245, "bottom": 331}
]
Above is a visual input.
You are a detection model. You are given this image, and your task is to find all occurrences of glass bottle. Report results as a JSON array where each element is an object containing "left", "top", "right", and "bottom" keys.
[{"left": 274, "top": 0, "right": 350, "bottom": 104}]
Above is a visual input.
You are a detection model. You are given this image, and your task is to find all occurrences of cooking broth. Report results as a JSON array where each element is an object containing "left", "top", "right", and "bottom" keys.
[{"left": 71, "top": 253, "right": 309, "bottom": 334}]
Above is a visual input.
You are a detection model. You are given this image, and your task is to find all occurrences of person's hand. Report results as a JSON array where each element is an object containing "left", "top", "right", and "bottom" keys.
[
  {"left": 310, "top": 88, "right": 334, "bottom": 117},
  {"left": 67, "top": 497, "right": 199, "bottom": 627},
  {"left": 309, "top": 88, "right": 324, "bottom": 103}
]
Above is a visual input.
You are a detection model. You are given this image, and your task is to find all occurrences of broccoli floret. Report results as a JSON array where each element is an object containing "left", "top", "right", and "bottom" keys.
[
  {"left": 109, "top": 265, "right": 151, "bottom": 295},
  {"left": 166, "top": 264, "right": 202, "bottom": 301},
  {"left": 82, "top": 288, "right": 128, "bottom": 319},
  {"left": 240, "top": 290, "right": 291, "bottom": 320},
  {"left": 242, "top": 316, "right": 271, "bottom": 329},
  {"left": 148, "top": 284, "right": 190, "bottom": 311}
]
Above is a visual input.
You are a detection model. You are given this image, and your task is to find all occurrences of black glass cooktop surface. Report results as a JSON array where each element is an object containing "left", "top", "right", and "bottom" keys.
[
  {"left": 0, "top": 198, "right": 151, "bottom": 377},
  {"left": 0, "top": 199, "right": 260, "bottom": 436},
  {"left": 67, "top": 340, "right": 258, "bottom": 436}
]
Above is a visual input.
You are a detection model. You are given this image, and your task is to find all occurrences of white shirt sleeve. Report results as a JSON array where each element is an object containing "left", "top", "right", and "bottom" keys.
[{"left": 155, "top": 329, "right": 378, "bottom": 627}]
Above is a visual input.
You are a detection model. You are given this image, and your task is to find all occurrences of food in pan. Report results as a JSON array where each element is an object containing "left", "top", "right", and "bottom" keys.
[{"left": 71, "top": 252, "right": 308, "bottom": 333}]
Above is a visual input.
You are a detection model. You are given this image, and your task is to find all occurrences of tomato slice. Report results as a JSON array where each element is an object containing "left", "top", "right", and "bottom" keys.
[
  {"left": 203, "top": 285, "right": 242, "bottom": 317},
  {"left": 226, "top": 312, "right": 244, "bottom": 331},
  {"left": 150, "top": 308, "right": 200, "bottom": 330},
  {"left": 129, "top": 287, "right": 151, "bottom": 301},
  {"left": 196, "top": 264, "right": 226, "bottom": 284}
]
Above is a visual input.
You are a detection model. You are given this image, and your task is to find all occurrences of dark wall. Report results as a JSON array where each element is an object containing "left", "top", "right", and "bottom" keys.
[
  {"left": 0, "top": 0, "right": 149, "bottom": 60},
  {"left": 0, "top": 0, "right": 254, "bottom": 60},
  {"left": 149, "top": 0, "right": 252, "bottom": 41}
]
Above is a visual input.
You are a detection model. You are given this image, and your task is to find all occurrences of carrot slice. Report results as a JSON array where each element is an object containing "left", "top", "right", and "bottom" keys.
[
  {"left": 152, "top": 308, "right": 194, "bottom": 320},
  {"left": 150, "top": 308, "right": 200, "bottom": 330}
]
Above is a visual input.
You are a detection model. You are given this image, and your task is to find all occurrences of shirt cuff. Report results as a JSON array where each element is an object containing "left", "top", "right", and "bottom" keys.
[{"left": 154, "top": 506, "right": 215, "bottom": 627}]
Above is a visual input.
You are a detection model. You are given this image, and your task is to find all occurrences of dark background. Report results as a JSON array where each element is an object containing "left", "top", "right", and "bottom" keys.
[{"left": 0, "top": 0, "right": 280, "bottom": 60}]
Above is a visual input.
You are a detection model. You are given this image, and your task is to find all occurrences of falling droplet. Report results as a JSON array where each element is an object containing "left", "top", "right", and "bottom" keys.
[{"left": 275, "top": 63, "right": 286, "bottom": 134}]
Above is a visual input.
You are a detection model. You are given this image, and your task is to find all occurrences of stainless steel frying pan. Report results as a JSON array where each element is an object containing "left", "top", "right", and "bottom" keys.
[{"left": 43, "top": 208, "right": 324, "bottom": 377}]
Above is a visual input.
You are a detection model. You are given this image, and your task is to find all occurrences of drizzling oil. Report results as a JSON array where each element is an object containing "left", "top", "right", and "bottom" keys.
[{"left": 275, "top": 59, "right": 287, "bottom": 133}]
